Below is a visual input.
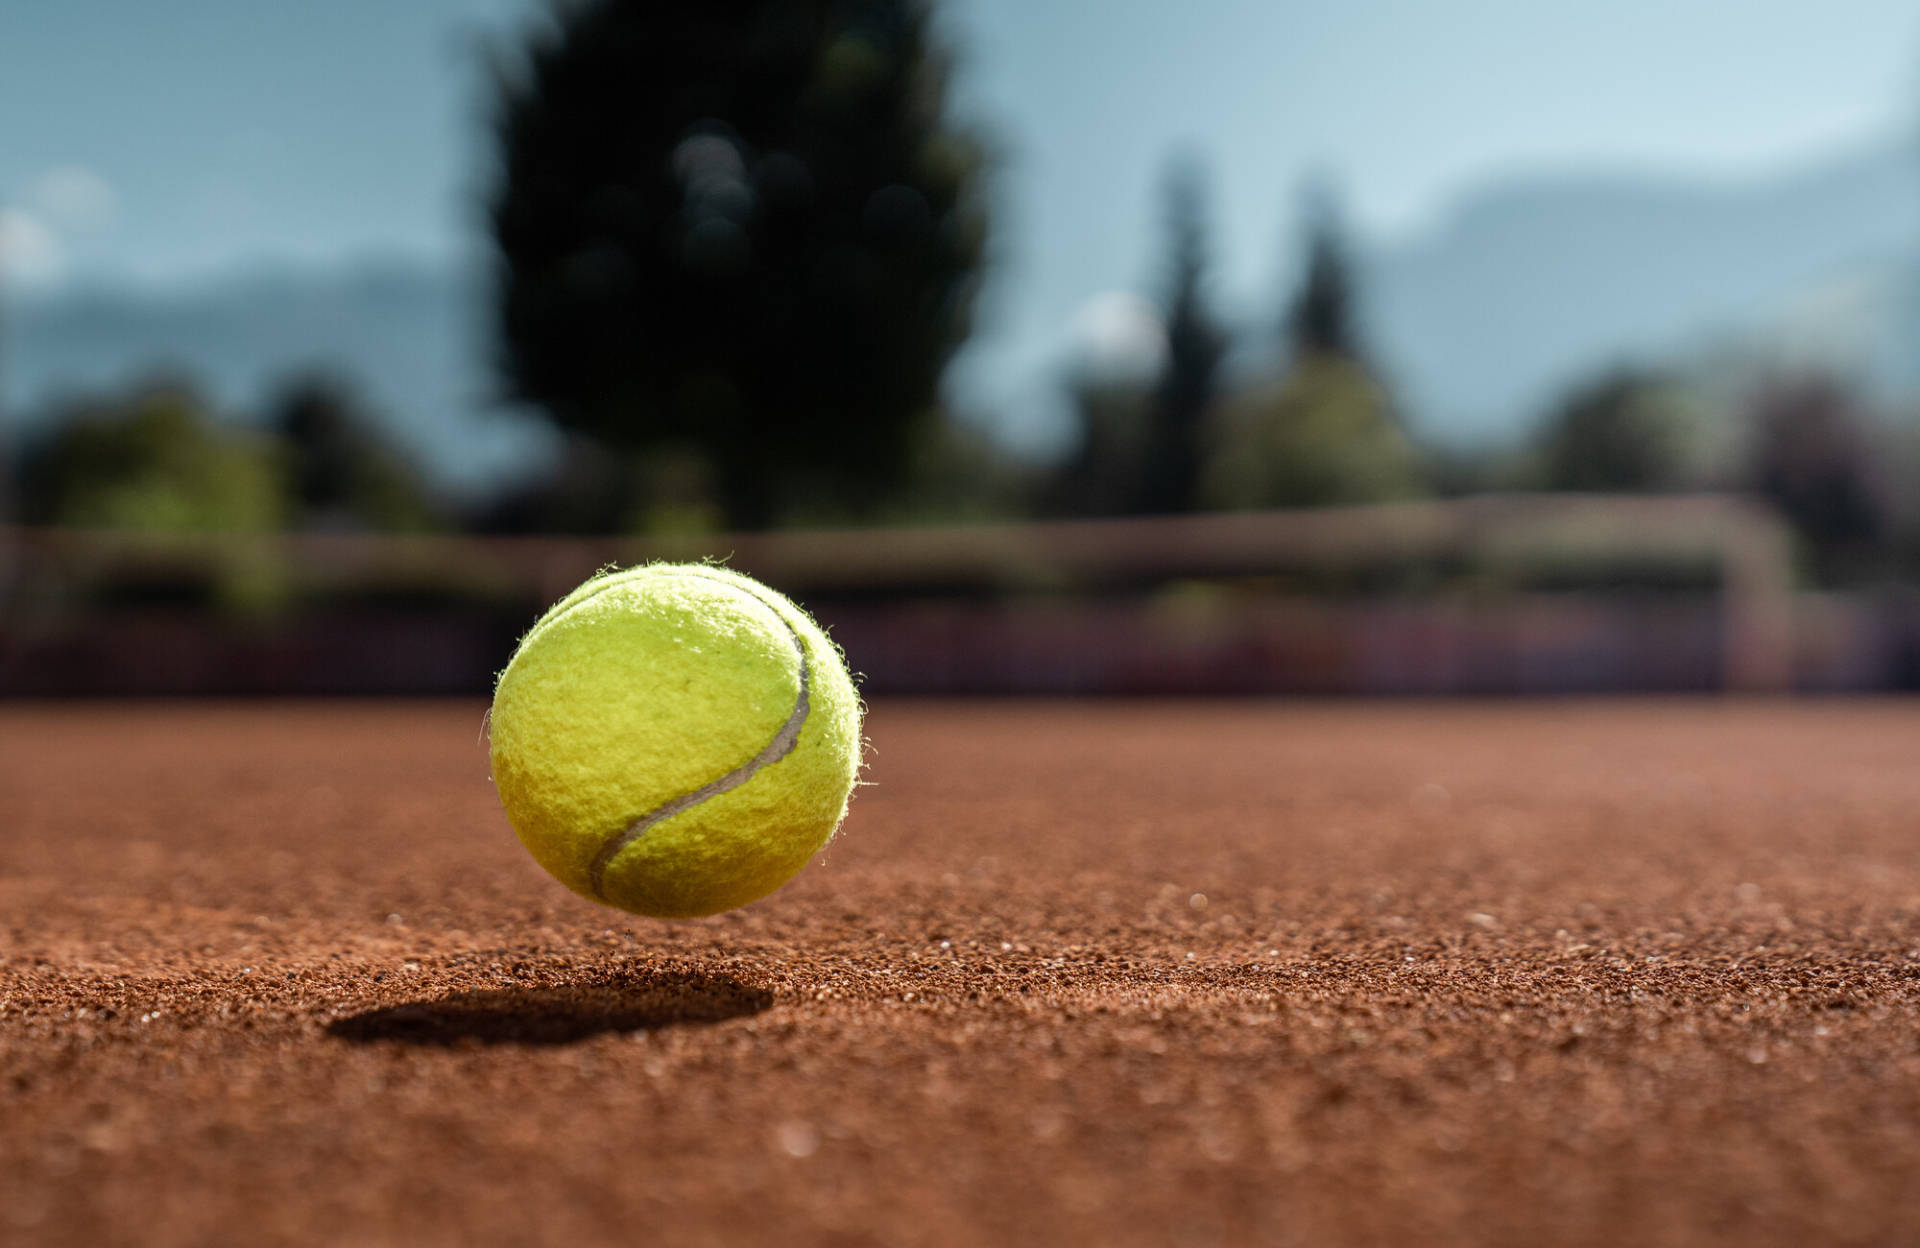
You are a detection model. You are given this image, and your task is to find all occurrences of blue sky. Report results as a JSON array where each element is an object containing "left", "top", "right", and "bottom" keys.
[{"left": 4, "top": 0, "right": 1918, "bottom": 447}]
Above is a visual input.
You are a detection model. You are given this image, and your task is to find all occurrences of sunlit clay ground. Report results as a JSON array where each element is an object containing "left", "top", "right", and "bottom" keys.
[{"left": 4, "top": 700, "right": 1919, "bottom": 1246}]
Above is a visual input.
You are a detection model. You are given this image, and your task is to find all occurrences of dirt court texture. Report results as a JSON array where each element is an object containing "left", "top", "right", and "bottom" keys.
[{"left": 3, "top": 700, "right": 1919, "bottom": 1247}]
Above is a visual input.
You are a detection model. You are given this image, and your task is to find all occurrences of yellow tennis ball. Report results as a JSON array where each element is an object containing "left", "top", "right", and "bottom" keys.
[{"left": 488, "top": 563, "right": 862, "bottom": 918}]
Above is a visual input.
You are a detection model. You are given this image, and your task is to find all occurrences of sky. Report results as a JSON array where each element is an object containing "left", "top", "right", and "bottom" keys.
[{"left": 3, "top": 0, "right": 1918, "bottom": 448}]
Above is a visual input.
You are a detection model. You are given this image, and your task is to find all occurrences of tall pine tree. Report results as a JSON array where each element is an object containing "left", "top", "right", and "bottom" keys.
[
  {"left": 1288, "top": 187, "right": 1361, "bottom": 362},
  {"left": 1197, "top": 183, "right": 1422, "bottom": 510},
  {"left": 1136, "top": 157, "right": 1225, "bottom": 514}
]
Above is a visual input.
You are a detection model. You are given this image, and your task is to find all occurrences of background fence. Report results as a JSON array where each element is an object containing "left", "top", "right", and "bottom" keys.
[{"left": 7, "top": 495, "right": 1908, "bottom": 696}]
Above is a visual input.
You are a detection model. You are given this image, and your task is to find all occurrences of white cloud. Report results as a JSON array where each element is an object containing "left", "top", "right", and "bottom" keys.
[
  {"left": 0, "top": 209, "right": 65, "bottom": 289},
  {"left": 29, "top": 165, "right": 119, "bottom": 234},
  {"left": 1070, "top": 290, "right": 1167, "bottom": 383}
]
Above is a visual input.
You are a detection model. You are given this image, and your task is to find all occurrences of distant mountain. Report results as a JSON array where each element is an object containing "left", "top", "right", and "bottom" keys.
[
  {"left": 1366, "top": 140, "right": 1920, "bottom": 440},
  {"left": 7, "top": 260, "right": 554, "bottom": 493},
  {"left": 8, "top": 140, "right": 1919, "bottom": 481}
]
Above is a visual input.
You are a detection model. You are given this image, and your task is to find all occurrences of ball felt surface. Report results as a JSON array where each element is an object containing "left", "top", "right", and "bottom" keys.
[{"left": 488, "top": 563, "right": 862, "bottom": 918}]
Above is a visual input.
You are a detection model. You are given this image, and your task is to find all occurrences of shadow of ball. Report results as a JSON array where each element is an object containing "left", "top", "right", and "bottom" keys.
[{"left": 326, "top": 969, "right": 772, "bottom": 1046}]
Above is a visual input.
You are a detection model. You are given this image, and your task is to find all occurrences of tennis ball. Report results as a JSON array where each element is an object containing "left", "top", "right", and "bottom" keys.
[{"left": 488, "top": 563, "right": 861, "bottom": 919}]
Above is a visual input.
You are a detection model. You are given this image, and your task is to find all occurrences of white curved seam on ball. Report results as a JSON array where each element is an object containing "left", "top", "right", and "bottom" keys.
[{"left": 585, "top": 570, "right": 812, "bottom": 899}]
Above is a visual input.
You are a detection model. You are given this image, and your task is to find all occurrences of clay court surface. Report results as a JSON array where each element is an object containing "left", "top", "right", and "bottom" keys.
[{"left": 3, "top": 700, "right": 1919, "bottom": 1246}]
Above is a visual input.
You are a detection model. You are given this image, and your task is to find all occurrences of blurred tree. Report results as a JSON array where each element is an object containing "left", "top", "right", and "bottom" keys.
[
  {"left": 1136, "top": 158, "right": 1225, "bottom": 514},
  {"left": 488, "top": 0, "right": 989, "bottom": 530},
  {"left": 269, "top": 373, "right": 442, "bottom": 533},
  {"left": 1422, "top": 440, "right": 1536, "bottom": 498},
  {"left": 1538, "top": 368, "right": 1699, "bottom": 493},
  {"left": 1198, "top": 187, "right": 1419, "bottom": 510},
  {"left": 1288, "top": 190, "right": 1361, "bottom": 361},
  {"left": 1046, "top": 367, "right": 1156, "bottom": 517},
  {"left": 18, "top": 380, "right": 283, "bottom": 533},
  {"left": 876, "top": 412, "right": 1036, "bottom": 523},
  {"left": 1200, "top": 354, "right": 1421, "bottom": 509},
  {"left": 1747, "top": 373, "right": 1885, "bottom": 566},
  {"left": 468, "top": 436, "right": 644, "bottom": 535},
  {"left": 469, "top": 438, "right": 732, "bottom": 536}
]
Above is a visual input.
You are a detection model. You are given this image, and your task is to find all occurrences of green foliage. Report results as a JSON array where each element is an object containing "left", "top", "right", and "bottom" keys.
[
  {"left": 879, "top": 416, "right": 1037, "bottom": 524},
  {"left": 1746, "top": 374, "right": 1886, "bottom": 580},
  {"left": 1422, "top": 439, "right": 1537, "bottom": 498},
  {"left": 467, "top": 438, "right": 737, "bottom": 536},
  {"left": 465, "top": 437, "right": 646, "bottom": 536},
  {"left": 1200, "top": 354, "right": 1424, "bottom": 510},
  {"left": 1180, "top": 183, "right": 1416, "bottom": 517},
  {"left": 1537, "top": 369, "right": 1701, "bottom": 493},
  {"left": 21, "top": 383, "right": 284, "bottom": 533},
  {"left": 488, "top": 0, "right": 990, "bottom": 529},
  {"left": 1045, "top": 375, "right": 1155, "bottom": 517},
  {"left": 270, "top": 374, "right": 443, "bottom": 533}
]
